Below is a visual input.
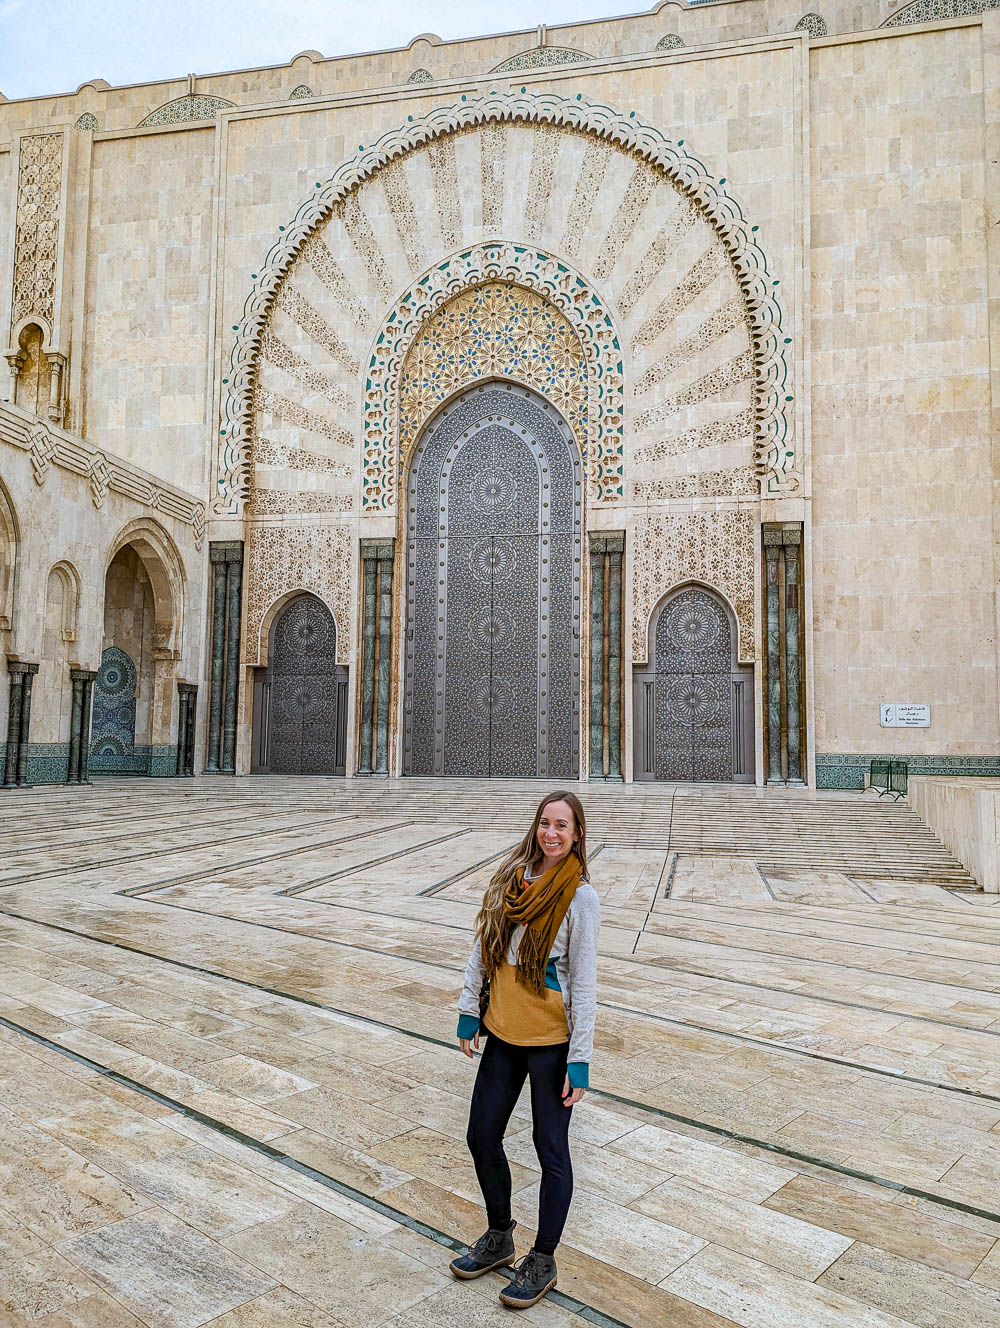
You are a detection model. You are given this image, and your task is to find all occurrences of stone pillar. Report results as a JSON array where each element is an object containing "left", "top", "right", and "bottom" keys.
[
  {"left": 358, "top": 538, "right": 394, "bottom": 776},
  {"left": 45, "top": 351, "right": 66, "bottom": 424},
  {"left": 205, "top": 541, "right": 243, "bottom": 774},
  {"left": 588, "top": 533, "right": 625, "bottom": 781},
  {"left": 3, "top": 661, "right": 39, "bottom": 787},
  {"left": 67, "top": 667, "right": 97, "bottom": 783},
  {"left": 176, "top": 682, "right": 198, "bottom": 776},
  {"left": 762, "top": 524, "right": 805, "bottom": 785}
]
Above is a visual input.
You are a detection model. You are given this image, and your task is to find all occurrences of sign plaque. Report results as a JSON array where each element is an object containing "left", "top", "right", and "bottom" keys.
[{"left": 880, "top": 704, "right": 930, "bottom": 728}]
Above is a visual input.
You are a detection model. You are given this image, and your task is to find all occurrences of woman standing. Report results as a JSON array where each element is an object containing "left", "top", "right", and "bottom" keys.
[{"left": 451, "top": 790, "right": 600, "bottom": 1310}]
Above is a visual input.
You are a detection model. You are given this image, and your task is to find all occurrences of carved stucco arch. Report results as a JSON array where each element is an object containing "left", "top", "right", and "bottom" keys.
[
  {"left": 105, "top": 517, "right": 186, "bottom": 656},
  {"left": 368, "top": 247, "right": 621, "bottom": 509},
  {"left": 217, "top": 90, "right": 792, "bottom": 515},
  {"left": 252, "top": 586, "right": 341, "bottom": 668},
  {"left": 0, "top": 479, "right": 18, "bottom": 632}
]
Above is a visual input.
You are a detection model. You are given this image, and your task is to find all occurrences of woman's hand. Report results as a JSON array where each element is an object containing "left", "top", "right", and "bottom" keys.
[
  {"left": 459, "top": 1032, "right": 481, "bottom": 1058},
  {"left": 561, "top": 1075, "right": 585, "bottom": 1107}
]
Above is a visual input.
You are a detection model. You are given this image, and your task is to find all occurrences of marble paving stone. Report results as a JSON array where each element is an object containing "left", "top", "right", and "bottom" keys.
[
  {"left": 190, "top": 1053, "right": 319, "bottom": 1104},
  {"left": 117, "top": 1144, "right": 302, "bottom": 1239},
  {"left": 176, "top": 1286, "right": 349, "bottom": 1327},
  {"left": 279, "top": 1126, "right": 415, "bottom": 1196},
  {"left": 663, "top": 1244, "right": 918, "bottom": 1326},
  {"left": 59, "top": 1210, "right": 278, "bottom": 1328},
  {"left": 633, "top": 1175, "right": 852, "bottom": 1278},
  {"left": 763, "top": 1173, "right": 996, "bottom": 1278},
  {"left": 223, "top": 1201, "right": 450, "bottom": 1326},
  {"left": 817, "top": 1241, "right": 1000, "bottom": 1327},
  {"left": 513, "top": 1182, "right": 708, "bottom": 1283},
  {"left": 0, "top": 1142, "right": 152, "bottom": 1244}
]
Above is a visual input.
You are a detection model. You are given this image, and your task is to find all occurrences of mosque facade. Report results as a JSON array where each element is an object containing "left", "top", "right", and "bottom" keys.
[{"left": 0, "top": 0, "right": 996, "bottom": 788}]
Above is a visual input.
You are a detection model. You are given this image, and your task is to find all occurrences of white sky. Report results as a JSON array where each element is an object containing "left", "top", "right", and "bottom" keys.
[{"left": 0, "top": 0, "right": 645, "bottom": 100}]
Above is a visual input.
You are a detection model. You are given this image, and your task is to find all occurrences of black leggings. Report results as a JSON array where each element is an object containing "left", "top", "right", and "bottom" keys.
[{"left": 466, "top": 1033, "right": 573, "bottom": 1256}]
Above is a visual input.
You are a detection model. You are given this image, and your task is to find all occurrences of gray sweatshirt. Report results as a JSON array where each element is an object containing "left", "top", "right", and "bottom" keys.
[{"left": 457, "top": 881, "right": 601, "bottom": 1072}]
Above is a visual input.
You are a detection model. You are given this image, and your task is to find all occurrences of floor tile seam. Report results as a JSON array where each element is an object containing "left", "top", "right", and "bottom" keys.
[
  {"left": 654, "top": 906, "right": 1000, "bottom": 965},
  {"left": 0, "top": 808, "right": 311, "bottom": 856},
  {"left": 71, "top": 818, "right": 403, "bottom": 899},
  {"left": 24, "top": 885, "right": 996, "bottom": 1046},
  {"left": 617, "top": 957, "right": 1000, "bottom": 1040},
  {"left": 417, "top": 841, "right": 521, "bottom": 896},
  {"left": 121, "top": 893, "right": 1000, "bottom": 1050},
  {"left": 692, "top": 898, "right": 1000, "bottom": 939},
  {"left": 0, "top": 1013, "right": 634, "bottom": 1328},
  {"left": 3, "top": 907, "right": 997, "bottom": 1227},
  {"left": 596, "top": 1000, "right": 1000, "bottom": 1107},
  {"left": 278, "top": 827, "right": 476, "bottom": 897},
  {"left": 639, "top": 924, "right": 1000, "bottom": 997},
  {"left": 0, "top": 814, "right": 371, "bottom": 889}
]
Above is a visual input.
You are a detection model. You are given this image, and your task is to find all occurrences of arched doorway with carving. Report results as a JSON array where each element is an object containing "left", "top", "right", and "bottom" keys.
[
  {"left": 634, "top": 584, "right": 754, "bottom": 783},
  {"left": 404, "top": 381, "right": 582, "bottom": 778},
  {"left": 251, "top": 592, "right": 348, "bottom": 775}
]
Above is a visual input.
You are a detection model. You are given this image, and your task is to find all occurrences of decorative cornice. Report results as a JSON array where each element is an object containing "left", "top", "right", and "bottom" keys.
[
  {"left": 0, "top": 403, "right": 205, "bottom": 547},
  {"left": 217, "top": 90, "right": 794, "bottom": 515}
]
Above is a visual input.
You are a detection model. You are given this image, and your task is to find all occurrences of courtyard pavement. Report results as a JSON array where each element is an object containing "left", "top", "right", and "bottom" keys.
[{"left": 0, "top": 777, "right": 998, "bottom": 1326}]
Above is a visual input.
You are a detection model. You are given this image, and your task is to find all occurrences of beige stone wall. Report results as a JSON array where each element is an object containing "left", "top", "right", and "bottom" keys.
[
  {"left": 83, "top": 128, "right": 215, "bottom": 491},
  {"left": 810, "top": 24, "right": 996, "bottom": 756}
]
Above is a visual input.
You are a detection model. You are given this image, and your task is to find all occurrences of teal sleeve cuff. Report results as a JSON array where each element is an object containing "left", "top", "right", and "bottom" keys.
[
  {"left": 567, "top": 1062, "right": 589, "bottom": 1090},
  {"left": 457, "top": 1014, "right": 481, "bottom": 1040}
]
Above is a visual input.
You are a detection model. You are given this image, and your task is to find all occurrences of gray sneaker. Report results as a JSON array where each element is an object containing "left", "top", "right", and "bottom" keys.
[
  {"left": 449, "top": 1222, "right": 516, "bottom": 1279},
  {"left": 499, "top": 1249, "right": 557, "bottom": 1308}
]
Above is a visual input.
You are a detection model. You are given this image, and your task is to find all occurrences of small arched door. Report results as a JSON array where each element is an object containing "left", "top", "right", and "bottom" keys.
[
  {"left": 251, "top": 594, "right": 347, "bottom": 775},
  {"left": 634, "top": 585, "right": 754, "bottom": 783}
]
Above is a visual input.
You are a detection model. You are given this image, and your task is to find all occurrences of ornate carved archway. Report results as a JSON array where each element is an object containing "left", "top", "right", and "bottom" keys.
[{"left": 216, "top": 90, "right": 794, "bottom": 516}]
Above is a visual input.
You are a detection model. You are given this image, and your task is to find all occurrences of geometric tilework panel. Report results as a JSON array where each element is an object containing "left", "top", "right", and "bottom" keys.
[
  {"left": 399, "top": 283, "right": 587, "bottom": 478},
  {"left": 90, "top": 646, "right": 148, "bottom": 774}
]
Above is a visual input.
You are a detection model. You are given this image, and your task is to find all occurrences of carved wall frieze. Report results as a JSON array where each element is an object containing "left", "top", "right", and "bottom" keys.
[
  {"left": 11, "top": 132, "right": 63, "bottom": 331},
  {"left": 244, "top": 523, "right": 353, "bottom": 665},
  {"left": 632, "top": 507, "right": 756, "bottom": 664},
  {"left": 0, "top": 403, "right": 205, "bottom": 546}
]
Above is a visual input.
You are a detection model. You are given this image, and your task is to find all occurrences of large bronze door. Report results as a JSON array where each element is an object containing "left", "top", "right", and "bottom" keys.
[
  {"left": 634, "top": 585, "right": 754, "bottom": 782},
  {"left": 405, "top": 383, "right": 581, "bottom": 777},
  {"left": 252, "top": 594, "right": 347, "bottom": 775}
]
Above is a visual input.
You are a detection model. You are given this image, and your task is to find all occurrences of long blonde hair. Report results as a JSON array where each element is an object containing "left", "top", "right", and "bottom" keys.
[{"left": 475, "top": 790, "right": 588, "bottom": 974}]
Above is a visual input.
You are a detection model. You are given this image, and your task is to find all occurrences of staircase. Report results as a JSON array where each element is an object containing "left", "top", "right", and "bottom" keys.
[{"left": 234, "top": 777, "right": 979, "bottom": 888}]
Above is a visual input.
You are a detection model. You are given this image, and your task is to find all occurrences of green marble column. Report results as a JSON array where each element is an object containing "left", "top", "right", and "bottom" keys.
[
  {"left": 588, "top": 542, "right": 605, "bottom": 777},
  {"left": 205, "top": 541, "right": 244, "bottom": 774},
  {"left": 205, "top": 551, "right": 227, "bottom": 772},
  {"left": 3, "top": 661, "right": 39, "bottom": 788},
  {"left": 359, "top": 538, "right": 395, "bottom": 776},
  {"left": 588, "top": 533, "right": 625, "bottom": 781},
  {"left": 784, "top": 530, "right": 803, "bottom": 783},
  {"left": 762, "top": 524, "right": 805, "bottom": 785},
  {"left": 177, "top": 682, "right": 198, "bottom": 776},
  {"left": 78, "top": 672, "right": 95, "bottom": 784},
  {"left": 222, "top": 551, "right": 243, "bottom": 774},
  {"left": 67, "top": 668, "right": 97, "bottom": 784}
]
